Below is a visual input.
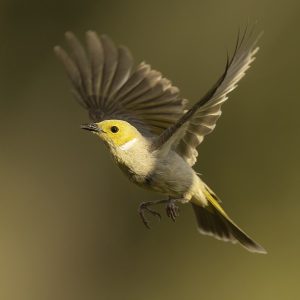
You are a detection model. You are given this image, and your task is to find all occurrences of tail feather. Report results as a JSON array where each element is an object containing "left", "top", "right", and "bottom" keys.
[{"left": 192, "top": 187, "right": 267, "bottom": 254}]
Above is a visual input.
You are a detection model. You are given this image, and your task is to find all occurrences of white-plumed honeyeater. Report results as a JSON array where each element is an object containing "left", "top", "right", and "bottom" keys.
[{"left": 54, "top": 27, "right": 266, "bottom": 254}]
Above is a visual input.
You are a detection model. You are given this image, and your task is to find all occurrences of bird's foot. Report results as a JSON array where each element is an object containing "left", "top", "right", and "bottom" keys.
[
  {"left": 166, "top": 200, "right": 180, "bottom": 222},
  {"left": 138, "top": 201, "right": 161, "bottom": 229}
]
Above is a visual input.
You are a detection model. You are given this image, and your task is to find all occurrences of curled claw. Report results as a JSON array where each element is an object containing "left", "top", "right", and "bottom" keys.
[
  {"left": 138, "top": 202, "right": 161, "bottom": 229},
  {"left": 166, "top": 201, "right": 180, "bottom": 222}
]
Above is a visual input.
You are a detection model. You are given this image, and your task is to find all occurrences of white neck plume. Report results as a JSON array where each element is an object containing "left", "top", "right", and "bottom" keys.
[{"left": 119, "top": 138, "right": 138, "bottom": 151}]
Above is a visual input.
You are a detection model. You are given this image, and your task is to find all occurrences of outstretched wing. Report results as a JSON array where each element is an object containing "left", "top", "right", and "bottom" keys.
[
  {"left": 54, "top": 31, "right": 186, "bottom": 135},
  {"left": 153, "top": 27, "right": 262, "bottom": 165}
]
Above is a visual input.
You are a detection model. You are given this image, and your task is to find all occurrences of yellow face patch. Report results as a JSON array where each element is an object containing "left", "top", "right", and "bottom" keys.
[{"left": 96, "top": 120, "right": 140, "bottom": 147}]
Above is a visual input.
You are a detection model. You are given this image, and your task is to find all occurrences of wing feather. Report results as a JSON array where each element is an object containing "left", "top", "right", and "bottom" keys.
[
  {"left": 99, "top": 35, "right": 118, "bottom": 102},
  {"left": 152, "top": 27, "right": 262, "bottom": 165},
  {"left": 85, "top": 31, "right": 104, "bottom": 103},
  {"left": 64, "top": 32, "right": 93, "bottom": 99},
  {"left": 55, "top": 32, "right": 186, "bottom": 135}
]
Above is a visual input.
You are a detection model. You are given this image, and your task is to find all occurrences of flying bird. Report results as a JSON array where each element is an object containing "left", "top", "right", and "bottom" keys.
[{"left": 54, "top": 27, "right": 266, "bottom": 253}]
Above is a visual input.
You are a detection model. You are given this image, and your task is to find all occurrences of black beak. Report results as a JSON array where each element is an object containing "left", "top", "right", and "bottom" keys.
[{"left": 80, "top": 123, "right": 100, "bottom": 133}]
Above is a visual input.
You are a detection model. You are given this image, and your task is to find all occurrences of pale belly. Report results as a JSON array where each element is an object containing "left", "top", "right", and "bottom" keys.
[{"left": 116, "top": 150, "right": 200, "bottom": 199}]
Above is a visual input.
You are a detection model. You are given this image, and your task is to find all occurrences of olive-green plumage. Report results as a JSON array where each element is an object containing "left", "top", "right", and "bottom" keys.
[{"left": 55, "top": 27, "right": 266, "bottom": 254}]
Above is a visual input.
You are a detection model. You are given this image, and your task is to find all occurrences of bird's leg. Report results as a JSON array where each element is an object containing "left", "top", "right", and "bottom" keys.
[
  {"left": 138, "top": 199, "right": 169, "bottom": 229},
  {"left": 166, "top": 198, "right": 188, "bottom": 222},
  {"left": 138, "top": 198, "right": 188, "bottom": 228}
]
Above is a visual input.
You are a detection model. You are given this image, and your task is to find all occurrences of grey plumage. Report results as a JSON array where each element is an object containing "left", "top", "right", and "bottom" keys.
[
  {"left": 55, "top": 27, "right": 266, "bottom": 254},
  {"left": 154, "top": 27, "right": 262, "bottom": 165},
  {"left": 54, "top": 31, "right": 186, "bottom": 135},
  {"left": 55, "top": 28, "right": 260, "bottom": 158},
  {"left": 192, "top": 203, "right": 266, "bottom": 253}
]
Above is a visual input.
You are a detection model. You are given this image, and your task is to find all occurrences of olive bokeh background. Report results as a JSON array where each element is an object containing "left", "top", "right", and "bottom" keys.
[{"left": 0, "top": 0, "right": 299, "bottom": 299}]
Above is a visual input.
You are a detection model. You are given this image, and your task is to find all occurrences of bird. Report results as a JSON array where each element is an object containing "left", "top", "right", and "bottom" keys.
[{"left": 54, "top": 27, "right": 266, "bottom": 254}]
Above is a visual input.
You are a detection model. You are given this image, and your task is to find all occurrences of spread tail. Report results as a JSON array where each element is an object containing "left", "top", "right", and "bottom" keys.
[{"left": 192, "top": 186, "right": 267, "bottom": 254}]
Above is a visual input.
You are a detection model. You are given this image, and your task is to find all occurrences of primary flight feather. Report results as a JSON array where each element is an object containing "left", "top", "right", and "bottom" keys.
[{"left": 54, "top": 27, "right": 266, "bottom": 254}]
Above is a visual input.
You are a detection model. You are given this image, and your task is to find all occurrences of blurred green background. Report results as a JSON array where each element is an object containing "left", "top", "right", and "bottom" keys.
[{"left": 0, "top": 0, "right": 299, "bottom": 299}]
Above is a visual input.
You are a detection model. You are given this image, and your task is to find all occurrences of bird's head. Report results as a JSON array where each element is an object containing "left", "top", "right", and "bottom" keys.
[{"left": 81, "top": 120, "right": 142, "bottom": 150}]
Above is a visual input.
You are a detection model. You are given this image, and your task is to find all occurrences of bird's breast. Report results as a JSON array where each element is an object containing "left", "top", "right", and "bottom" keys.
[{"left": 112, "top": 146, "right": 156, "bottom": 187}]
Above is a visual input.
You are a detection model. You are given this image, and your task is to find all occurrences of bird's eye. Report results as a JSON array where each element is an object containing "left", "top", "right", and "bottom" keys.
[{"left": 110, "top": 126, "right": 119, "bottom": 133}]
